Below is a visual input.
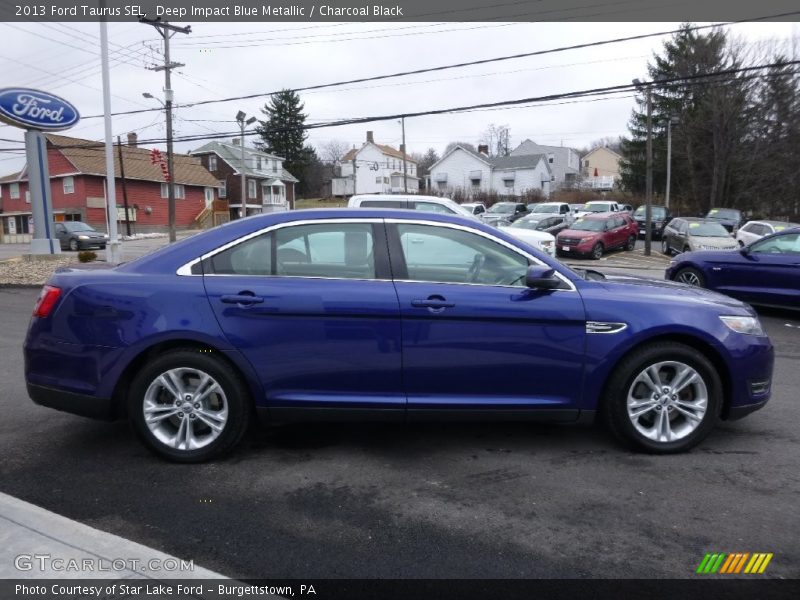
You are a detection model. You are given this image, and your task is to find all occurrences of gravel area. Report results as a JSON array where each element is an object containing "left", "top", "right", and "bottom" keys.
[{"left": 0, "top": 256, "right": 80, "bottom": 286}]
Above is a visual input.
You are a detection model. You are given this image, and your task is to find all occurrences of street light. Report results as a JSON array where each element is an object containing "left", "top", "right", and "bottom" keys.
[
  {"left": 236, "top": 111, "right": 257, "bottom": 219},
  {"left": 633, "top": 78, "right": 653, "bottom": 256},
  {"left": 665, "top": 115, "right": 680, "bottom": 210},
  {"left": 143, "top": 91, "right": 177, "bottom": 242}
]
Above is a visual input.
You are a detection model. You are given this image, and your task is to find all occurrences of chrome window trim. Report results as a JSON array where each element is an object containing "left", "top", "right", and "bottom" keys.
[{"left": 176, "top": 217, "right": 578, "bottom": 292}]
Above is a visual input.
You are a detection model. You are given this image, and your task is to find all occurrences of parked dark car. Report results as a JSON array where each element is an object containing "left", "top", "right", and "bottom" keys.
[
  {"left": 705, "top": 208, "right": 743, "bottom": 233},
  {"left": 666, "top": 227, "right": 800, "bottom": 310},
  {"left": 480, "top": 202, "right": 529, "bottom": 226},
  {"left": 633, "top": 205, "right": 671, "bottom": 240},
  {"left": 54, "top": 221, "right": 108, "bottom": 251},
  {"left": 556, "top": 212, "right": 638, "bottom": 259},
  {"left": 25, "top": 209, "right": 773, "bottom": 461},
  {"left": 507, "top": 214, "right": 569, "bottom": 236}
]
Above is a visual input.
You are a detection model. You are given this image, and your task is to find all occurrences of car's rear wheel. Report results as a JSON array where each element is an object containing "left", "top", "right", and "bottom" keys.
[
  {"left": 603, "top": 342, "right": 722, "bottom": 453},
  {"left": 674, "top": 267, "right": 705, "bottom": 287},
  {"left": 661, "top": 239, "right": 671, "bottom": 255},
  {"left": 591, "top": 242, "right": 604, "bottom": 259},
  {"left": 626, "top": 235, "right": 636, "bottom": 251},
  {"left": 69, "top": 239, "right": 78, "bottom": 251},
  {"left": 128, "top": 349, "right": 251, "bottom": 462}
]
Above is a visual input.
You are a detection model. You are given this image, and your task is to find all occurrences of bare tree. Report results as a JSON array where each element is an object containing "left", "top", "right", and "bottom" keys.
[
  {"left": 318, "top": 139, "right": 350, "bottom": 164},
  {"left": 444, "top": 141, "right": 478, "bottom": 154},
  {"left": 480, "top": 123, "right": 512, "bottom": 156}
]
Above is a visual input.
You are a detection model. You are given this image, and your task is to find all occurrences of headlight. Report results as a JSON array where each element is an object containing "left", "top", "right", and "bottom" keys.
[
  {"left": 719, "top": 315, "right": 765, "bottom": 336},
  {"left": 78, "top": 235, "right": 89, "bottom": 240}
]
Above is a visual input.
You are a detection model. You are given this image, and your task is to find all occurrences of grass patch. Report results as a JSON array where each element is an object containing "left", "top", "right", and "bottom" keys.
[{"left": 295, "top": 198, "right": 348, "bottom": 210}]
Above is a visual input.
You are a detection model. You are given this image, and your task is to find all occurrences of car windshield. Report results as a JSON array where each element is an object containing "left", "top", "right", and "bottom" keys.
[
  {"left": 634, "top": 206, "right": 667, "bottom": 219},
  {"left": 583, "top": 203, "right": 609, "bottom": 212},
  {"left": 510, "top": 217, "right": 544, "bottom": 230},
  {"left": 532, "top": 205, "right": 559, "bottom": 213},
  {"left": 63, "top": 222, "right": 94, "bottom": 232},
  {"left": 706, "top": 208, "right": 741, "bottom": 220},
  {"left": 688, "top": 222, "right": 731, "bottom": 237},
  {"left": 526, "top": 203, "right": 541, "bottom": 212},
  {"left": 488, "top": 203, "right": 515, "bottom": 213},
  {"left": 571, "top": 219, "right": 606, "bottom": 232}
]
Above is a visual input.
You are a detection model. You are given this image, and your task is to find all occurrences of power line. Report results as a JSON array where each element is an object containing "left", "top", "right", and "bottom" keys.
[{"left": 78, "top": 11, "right": 800, "bottom": 121}]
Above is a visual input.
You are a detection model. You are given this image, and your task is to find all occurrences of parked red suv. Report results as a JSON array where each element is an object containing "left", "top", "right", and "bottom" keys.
[{"left": 556, "top": 212, "right": 638, "bottom": 259}]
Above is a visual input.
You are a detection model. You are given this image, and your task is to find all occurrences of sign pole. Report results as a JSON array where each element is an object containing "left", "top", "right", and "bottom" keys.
[
  {"left": 24, "top": 130, "right": 59, "bottom": 255},
  {"left": 100, "top": 18, "right": 122, "bottom": 264}
]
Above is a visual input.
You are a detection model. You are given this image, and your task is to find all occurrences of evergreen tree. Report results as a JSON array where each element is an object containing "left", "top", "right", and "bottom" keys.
[{"left": 255, "top": 89, "right": 316, "bottom": 196}]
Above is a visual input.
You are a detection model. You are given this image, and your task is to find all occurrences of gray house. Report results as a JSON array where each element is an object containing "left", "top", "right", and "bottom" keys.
[{"left": 510, "top": 140, "right": 581, "bottom": 190}]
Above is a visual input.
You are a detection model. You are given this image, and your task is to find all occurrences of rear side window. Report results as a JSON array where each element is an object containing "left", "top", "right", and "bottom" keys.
[
  {"left": 413, "top": 201, "right": 453, "bottom": 214},
  {"left": 360, "top": 199, "right": 407, "bottom": 209},
  {"left": 204, "top": 223, "right": 376, "bottom": 279}
]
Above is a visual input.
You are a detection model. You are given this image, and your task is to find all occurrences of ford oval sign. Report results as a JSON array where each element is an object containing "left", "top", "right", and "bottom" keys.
[{"left": 0, "top": 88, "right": 80, "bottom": 131}]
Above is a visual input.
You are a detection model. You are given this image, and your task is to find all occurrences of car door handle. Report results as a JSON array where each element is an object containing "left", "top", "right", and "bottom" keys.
[
  {"left": 411, "top": 297, "right": 455, "bottom": 309},
  {"left": 220, "top": 293, "right": 264, "bottom": 305}
]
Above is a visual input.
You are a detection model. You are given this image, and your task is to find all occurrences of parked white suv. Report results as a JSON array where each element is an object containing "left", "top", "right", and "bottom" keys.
[
  {"left": 575, "top": 200, "right": 621, "bottom": 218},
  {"left": 348, "top": 194, "right": 478, "bottom": 220},
  {"left": 528, "top": 202, "right": 575, "bottom": 225}
]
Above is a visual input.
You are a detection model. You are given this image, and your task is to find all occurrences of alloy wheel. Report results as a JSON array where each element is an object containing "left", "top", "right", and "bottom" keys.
[
  {"left": 676, "top": 269, "right": 702, "bottom": 286},
  {"left": 142, "top": 367, "right": 229, "bottom": 451},
  {"left": 626, "top": 361, "right": 707, "bottom": 443}
]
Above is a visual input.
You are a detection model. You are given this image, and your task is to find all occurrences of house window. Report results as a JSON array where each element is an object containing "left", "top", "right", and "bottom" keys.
[
  {"left": 63, "top": 176, "right": 74, "bottom": 194},
  {"left": 584, "top": 160, "right": 590, "bottom": 168},
  {"left": 208, "top": 155, "right": 217, "bottom": 171},
  {"left": 248, "top": 179, "right": 257, "bottom": 199},
  {"left": 161, "top": 183, "right": 185, "bottom": 199},
  {"left": 504, "top": 180, "right": 514, "bottom": 189},
  {"left": 204, "top": 187, "right": 214, "bottom": 204},
  {"left": 376, "top": 177, "right": 382, "bottom": 184},
  {"left": 471, "top": 179, "right": 480, "bottom": 188},
  {"left": 437, "top": 182, "right": 447, "bottom": 191},
  {"left": 548, "top": 154, "right": 554, "bottom": 164},
  {"left": 384, "top": 177, "right": 389, "bottom": 184},
  {"left": 272, "top": 160, "right": 278, "bottom": 173},
  {"left": 10, "top": 183, "right": 19, "bottom": 199},
  {"left": 0, "top": 184, "right": 3, "bottom": 198},
  {"left": 218, "top": 179, "right": 227, "bottom": 198},
  {"left": 256, "top": 157, "right": 262, "bottom": 170},
  {"left": 25, "top": 191, "right": 30, "bottom": 204}
]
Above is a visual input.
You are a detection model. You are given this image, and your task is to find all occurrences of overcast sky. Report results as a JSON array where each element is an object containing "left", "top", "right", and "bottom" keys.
[{"left": 0, "top": 20, "right": 797, "bottom": 174}]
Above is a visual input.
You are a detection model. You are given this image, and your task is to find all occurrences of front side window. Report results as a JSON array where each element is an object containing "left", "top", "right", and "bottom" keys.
[
  {"left": 750, "top": 233, "right": 800, "bottom": 254},
  {"left": 396, "top": 224, "right": 528, "bottom": 286},
  {"left": 205, "top": 223, "right": 376, "bottom": 280}
]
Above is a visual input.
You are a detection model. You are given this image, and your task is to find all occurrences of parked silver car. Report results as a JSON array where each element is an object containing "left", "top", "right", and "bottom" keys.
[
  {"left": 661, "top": 217, "right": 738, "bottom": 255},
  {"left": 735, "top": 220, "right": 800, "bottom": 247}
]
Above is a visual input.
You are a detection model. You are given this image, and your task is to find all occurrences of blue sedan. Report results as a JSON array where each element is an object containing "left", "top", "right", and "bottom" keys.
[
  {"left": 24, "top": 210, "right": 774, "bottom": 461},
  {"left": 665, "top": 227, "right": 800, "bottom": 311}
]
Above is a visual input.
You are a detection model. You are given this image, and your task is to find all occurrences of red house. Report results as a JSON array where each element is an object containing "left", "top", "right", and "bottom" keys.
[{"left": 0, "top": 133, "right": 222, "bottom": 243}]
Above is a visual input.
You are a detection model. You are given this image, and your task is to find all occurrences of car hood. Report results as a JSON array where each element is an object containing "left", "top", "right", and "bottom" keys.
[
  {"left": 558, "top": 229, "right": 601, "bottom": 239},
  {"left": 690, "top": 235, "right": 738, "bottom": 249},
  {"left": 499, "top": 226, "right": 554, "bottom": 242},
  {"left": 482, "top": 213, "right": 512, "bottom": 221},
  {"left": 597, "top": 274, "right": 752, "bottom": 311}
]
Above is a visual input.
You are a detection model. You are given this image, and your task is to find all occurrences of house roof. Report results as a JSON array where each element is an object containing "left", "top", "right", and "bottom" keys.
[
  {"left": 41, "top": 134, "right": 220, "bottom": 187},
  {"left": 191, "top": 141, "right": 298, "bottom": 183},
  {"left": 0, "top": 172, "right": 20, "bottom": 183},
  {"left": 582, "top": 146, "right": 622, "bottom": 159},
  {"left": 341, "top": 142, "right": 417, "bottom": 163},
  {"left": 512, "top": 139, "right": 579, "bottom": 155},
  {"left": 490, "top": 154, "right": 550, "bottom": 171}
]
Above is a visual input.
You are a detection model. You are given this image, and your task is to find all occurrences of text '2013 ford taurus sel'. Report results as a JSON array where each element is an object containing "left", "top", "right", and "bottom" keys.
[{"left": 25, "top": 210, "right": 774, "bottom": 462}]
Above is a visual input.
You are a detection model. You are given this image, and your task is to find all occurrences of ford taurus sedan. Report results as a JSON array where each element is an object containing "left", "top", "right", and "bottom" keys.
[
  {"left": 666, "top": 227, "right": 800, "bottom": 310},
  {"left": 25, "top": 210, "right": 773, "bottom": 462}
]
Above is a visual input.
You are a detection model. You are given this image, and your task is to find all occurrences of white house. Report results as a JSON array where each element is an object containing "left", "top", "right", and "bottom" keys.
[
  {"left": 429, "top": 145, "right": 552, "bottom": 198},
  {"left": 332, "top": 131, "right": 419, "bottom": 196},
  {"left": 510, "top": 139, "right": 581, "bottom": 189}
]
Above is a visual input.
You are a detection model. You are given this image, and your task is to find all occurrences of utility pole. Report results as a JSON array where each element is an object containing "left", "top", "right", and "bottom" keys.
[
  {"left": 116, "top": 137, "right": 131, "bottom": 237},
  {"left": 665, "top": 116, "right": 679, "bottom": 210},
  {"left": 401, "top": 117, "right": 408, "bottom": 193},
  {"left": 634, "top": 78, "right": 653, "bottom": 256},
  {"left": 236, "top": 111, "right": 257, "bottom": 218},
  {"left": 141, "top": 18, "right": 191, "bottom": 242},
  {"left": 100, "top": 15, "right": 121, "bottom": 264}
]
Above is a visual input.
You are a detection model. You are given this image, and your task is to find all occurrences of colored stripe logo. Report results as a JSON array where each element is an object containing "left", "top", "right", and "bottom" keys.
[{"left": 696, "top": 553, "right": 773, "bottom": 574}]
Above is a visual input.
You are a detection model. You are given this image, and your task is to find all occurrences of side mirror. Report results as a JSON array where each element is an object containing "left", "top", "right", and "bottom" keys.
[
  {"left": 739, "top": 246, "right": 750, "bottom": 256},
  {"left": 525, "top": 265, "right": 562, "bottom": 290}
]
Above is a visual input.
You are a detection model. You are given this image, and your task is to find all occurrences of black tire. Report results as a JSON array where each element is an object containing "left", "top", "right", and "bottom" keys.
[
  {"left": 738, "top": 240, "right": 744, "bottom": 247},
  {"left": 127, "top": 348, "right": 252, "bottom": 462},
  {"left": 661, "top": 238, "right": 671, "bottom": 255},
  {"left": 603, "top": 342, "right": 722, "bottom": 453},
  {"left": 625, "top": 235, "right": 636, "bottom": 251},
  {"left": 100, "top": 245, "right": 106, "bottom": 250},
  {"left": 682, "top": 245, "right": 691, "bottom": 253},
  {"left": 69, "top": 238, "right": 78, "bottom": 251},
  {"left": 590, "top": 242, "right": 604, "bottom": 260},
  {"left": 674, "top": 266, "right": 706, "bottom": 287}
]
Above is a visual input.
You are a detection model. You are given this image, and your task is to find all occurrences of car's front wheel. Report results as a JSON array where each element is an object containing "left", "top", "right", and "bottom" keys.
[
  {"left": 661, "top": 239, "right": 671, "bottom": 255},
  {"left": 128, "top": 349, "right": 251, "bottom": 462},
  {"left": 625, "top": 235, "right": 636, "bottom": 251},
  {"left": 603, "top": 342, "right": 722, "bottom": 453},
  {"left": 69, "top": 239, "right": 78, "bottom": 251},
  {"left": 591, "top": 242, "right": 604, "bottom": 259},
  {"left": 674, "top": 267, "right": 705, "bottom": 287}
]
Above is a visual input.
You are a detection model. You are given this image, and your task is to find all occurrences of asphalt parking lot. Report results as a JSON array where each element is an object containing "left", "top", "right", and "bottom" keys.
[{"left": 1, "top": 260, "right": 799, "bottom": 580}]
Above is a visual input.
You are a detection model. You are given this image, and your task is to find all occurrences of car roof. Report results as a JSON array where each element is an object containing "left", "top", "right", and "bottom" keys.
[
  {"left": 579, "top": 211, "right": 619, "bottom": 219},
  {"left": 746, "top": 219, "right": 799, "bottom": 227}
]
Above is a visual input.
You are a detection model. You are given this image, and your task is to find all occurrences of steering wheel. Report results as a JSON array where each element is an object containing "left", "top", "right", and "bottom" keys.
[{"left": 466, "top": 253, "right": 485, "bottom": 283}]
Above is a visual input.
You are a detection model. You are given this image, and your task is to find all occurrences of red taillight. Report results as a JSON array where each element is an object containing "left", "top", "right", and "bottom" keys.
[{"left": 33, "top": 285, "right": 62, "bottom": 318}]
